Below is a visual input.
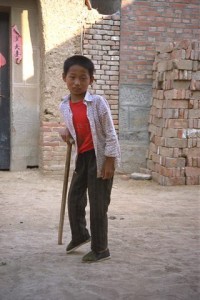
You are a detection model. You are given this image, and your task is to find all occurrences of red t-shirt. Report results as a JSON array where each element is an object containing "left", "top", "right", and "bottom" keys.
[{"left": 70, "top": 100, "right": 94, "bottom": 153}]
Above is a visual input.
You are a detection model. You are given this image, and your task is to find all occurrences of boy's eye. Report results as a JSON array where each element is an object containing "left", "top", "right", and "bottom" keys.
[{"left": 68, "top": 75, "right": 88, "bottom": 81}]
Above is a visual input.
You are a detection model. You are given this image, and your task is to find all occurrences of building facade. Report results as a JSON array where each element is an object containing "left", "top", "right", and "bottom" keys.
[{"left": 0, "top": 0, "right": 199, "bottom": 184}]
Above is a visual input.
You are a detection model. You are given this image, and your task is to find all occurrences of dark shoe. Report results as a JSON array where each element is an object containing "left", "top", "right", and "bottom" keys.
[
  {"left": 66, "top": 237, "right": 91, "bottom": 254},
  {"left": 82, "top": 249, "right": 111, "bottom": 263}
]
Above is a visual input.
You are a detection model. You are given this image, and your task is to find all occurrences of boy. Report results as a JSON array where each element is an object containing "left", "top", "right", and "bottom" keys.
[{"left": 59, "top": 55, "right": 120, "bottom": 263}]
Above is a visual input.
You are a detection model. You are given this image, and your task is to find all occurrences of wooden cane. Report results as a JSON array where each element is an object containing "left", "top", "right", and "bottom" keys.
[{"left": 58, "top": 142, "right": 72, "bottom": 245}]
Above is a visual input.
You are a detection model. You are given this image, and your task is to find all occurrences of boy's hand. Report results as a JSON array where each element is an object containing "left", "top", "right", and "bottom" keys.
[
  {"left": 101, "top": 157, "right": 115, "bottom": 179},
  {"left": 59, "top": 128, "right": 74, "bottom": 145}
]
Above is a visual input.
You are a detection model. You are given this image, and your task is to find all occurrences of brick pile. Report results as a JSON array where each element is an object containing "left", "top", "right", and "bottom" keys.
[{"left": 147, "top": 40, "right": 200, "bottom": 185}]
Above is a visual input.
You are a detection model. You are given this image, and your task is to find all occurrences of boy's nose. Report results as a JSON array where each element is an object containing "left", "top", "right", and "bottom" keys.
[{"left": 74, "top": 79, "right": 80, "bottom": 85}]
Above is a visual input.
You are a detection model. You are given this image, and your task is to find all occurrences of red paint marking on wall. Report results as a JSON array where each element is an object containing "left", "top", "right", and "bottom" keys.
[
  {"left": 12, "top": 25, "right": 22, "bottom": 64},
  {"left": 0, "top": 53, "right": 6, "bottom": 68}
]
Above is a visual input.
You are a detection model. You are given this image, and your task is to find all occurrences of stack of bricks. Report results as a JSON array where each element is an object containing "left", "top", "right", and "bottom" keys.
[
  {"left": 83, "top": 14, "right": 120, "bottom": 131},
  {"left": 147, "top": 40, "right": 200, "bottom": 185}
]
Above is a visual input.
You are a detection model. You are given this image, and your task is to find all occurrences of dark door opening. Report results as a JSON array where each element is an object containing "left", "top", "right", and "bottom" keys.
[{"left": 0, "top": 12, "right": 10, "bottom": 170}]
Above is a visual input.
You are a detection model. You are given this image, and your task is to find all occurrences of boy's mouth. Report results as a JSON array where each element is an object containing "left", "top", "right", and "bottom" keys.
[{"left": 72, "top": 88, "right": 83, "bottom": 94}]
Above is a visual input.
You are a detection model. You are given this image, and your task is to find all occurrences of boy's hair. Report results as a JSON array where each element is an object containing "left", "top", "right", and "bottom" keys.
[{"left": 63, "top": 55, "right": 95, "bottom": 78}]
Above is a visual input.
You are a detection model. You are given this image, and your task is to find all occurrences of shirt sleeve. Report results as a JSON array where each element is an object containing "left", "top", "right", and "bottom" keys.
[
  {"left": 98, "top": 97, "right": 120, "bottom": 158},
  {"left": 59, "top": 101, "right": 70, "bottom": 135}
]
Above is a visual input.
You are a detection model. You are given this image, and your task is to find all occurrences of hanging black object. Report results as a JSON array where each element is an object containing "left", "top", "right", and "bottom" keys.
[{"left": 90, "top": 0, "right": 121, "bottom": 15}]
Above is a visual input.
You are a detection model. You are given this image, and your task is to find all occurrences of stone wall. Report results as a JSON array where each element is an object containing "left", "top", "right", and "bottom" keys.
[
  {"left": 119, "top": 0, "right": 200, "bottom": 173},
  {"left": 147, "top": 40, "right": 200, "bottom": 185}
]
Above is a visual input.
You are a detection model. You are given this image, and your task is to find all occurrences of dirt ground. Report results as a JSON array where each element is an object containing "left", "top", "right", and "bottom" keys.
[{"left": 0, "top": 170, "right": 199, "bottom": 300}]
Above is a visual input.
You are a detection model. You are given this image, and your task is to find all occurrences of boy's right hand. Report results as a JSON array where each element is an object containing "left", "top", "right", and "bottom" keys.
[{"left": 59, "top": 128, "right": 74, "bottom": 145}]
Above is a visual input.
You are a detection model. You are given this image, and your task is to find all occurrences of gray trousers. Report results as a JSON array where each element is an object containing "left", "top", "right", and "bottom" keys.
[{"left": 68, "top": 149, "right": 113, "bottom": 253}]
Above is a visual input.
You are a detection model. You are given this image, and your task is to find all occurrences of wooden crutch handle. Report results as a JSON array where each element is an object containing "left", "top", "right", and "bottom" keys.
[{"left": 58, "top": 143, "right": 72, "bottom": 245}]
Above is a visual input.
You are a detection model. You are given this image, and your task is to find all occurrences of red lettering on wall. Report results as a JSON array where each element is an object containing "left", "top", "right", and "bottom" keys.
[{"left": 12, "top": 25, "right": 22, "bottom": 64}]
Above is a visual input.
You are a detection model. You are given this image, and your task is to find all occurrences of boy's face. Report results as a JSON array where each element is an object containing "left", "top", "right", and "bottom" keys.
[{"left": 63, "top": 65, "right": 93, "bottom": 100}]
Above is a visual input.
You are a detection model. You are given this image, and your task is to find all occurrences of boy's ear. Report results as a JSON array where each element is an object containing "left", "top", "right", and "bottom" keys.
[{"left": 90, "top": 76, "right": 94, "bottom": 85}]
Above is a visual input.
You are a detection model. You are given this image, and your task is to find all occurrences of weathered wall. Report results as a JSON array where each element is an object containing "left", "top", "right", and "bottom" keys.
[
  {"left": 38, "top": 0, "right": 85, "bottom": 122},
  {"left": 38, "top": 0, "right": 85, "bottom": 174},
  {"left": 119, "top": 0, "right": 200, "bottom": 173},
  {"left": 0, "top": 0, "right": 40, "bottom": 170}
]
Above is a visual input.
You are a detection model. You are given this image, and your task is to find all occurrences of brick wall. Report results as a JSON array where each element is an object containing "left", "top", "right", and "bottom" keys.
[
  {"left": 119, "top": 0, "right": 200, "bottom": 173},
  {"left": 83, "top": 14, "right": 120, "bottom": 130},
  {"left": 120, "top": 0, "right": 200, "bottom": 84},
  {"left": 147, "top": 40, "right": 200, "bottom": 185}
]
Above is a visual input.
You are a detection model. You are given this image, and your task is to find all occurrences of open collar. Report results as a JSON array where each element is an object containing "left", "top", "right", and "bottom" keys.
[{"left": 62, "top": 90, "right": 93, "bottom": 103}]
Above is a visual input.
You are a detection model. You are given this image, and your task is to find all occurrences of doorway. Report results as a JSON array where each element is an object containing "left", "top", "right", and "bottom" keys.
[{"left": 0, "top": 12, "right": 10, "bottom": 170}]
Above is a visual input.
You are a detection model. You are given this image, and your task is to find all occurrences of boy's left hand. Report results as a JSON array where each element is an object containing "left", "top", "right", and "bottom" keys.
[{"left": 101, "top": 157, "right": 115, "bottom": 179}]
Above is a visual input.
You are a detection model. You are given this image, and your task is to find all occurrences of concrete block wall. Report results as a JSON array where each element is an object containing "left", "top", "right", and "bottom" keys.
[
  {"left": 119, "top": 0, "right": 200, "bottom": 173},
  {"left": 147, "top": 40, "right": 200, "bottom": 185}
]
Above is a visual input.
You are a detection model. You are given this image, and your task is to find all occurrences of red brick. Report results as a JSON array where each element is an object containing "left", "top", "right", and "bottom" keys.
[
  {"left": 164, "top": 137, "right": 188, "bottom": 148},
  {"left": 154, "top": 136, "right": 165, "bottom": 146},
  {"left": 158, "top": 146, "right": 174, "bottom": 157},
  {"left": 163, "top": 99, "right": 189, "bottom": 109},
  {"left": 151, "top": 171, "right": 159, "bottom": 182},
  {"left": 152, "top": 153, "right": 162, "bottom": 164},
  {"left": 172, "top": 59, "right": 193, "bottom": 70},
  {"left": 156, "top": 42, "right": 174, "bottom": 54},
  {"left": 185, "top": 167, "right": 200, "bottom": 176},
  {"left": 149, "top": 142, "right": 157, "bottom": 154},
  {"left": 159, "top": 176, "right": 186, "bottom": 186},
  {"left": 171, "top": 49, "right": 186, "bottom": 59},
  {"left": 174, "top": 40, "right": 191, "bottom": 50},
  {"left": 164, "top": 89, "right": 190, "bottom": 100},
  {"left": 189, "top": 109, "right": 200, "bottom": 119},
  {"left": 164, "top": 157, "right": 186, "bottom": 168},
  {"left": 186, "top": 176, "right": 199, "bottom": 185},
  {"left": 173, "top": 148, "right": 184, "bottom": 158},
  {"left": 163, "top": 128, "right": 178, "bottom": 138},
  {"left": 149, "top": 124, "right": 163, "bottom": 136},
  {"left": 152, "top": 99, "right": 163, "bottom": 108},
  {"left": 147, "top": 159, "right": 155, "bottom": 171},
  {"left": 167, "top": 119, "right": 188, "bottom": 129},
  {"left": 190, "top": 80, "right": 200, "bottom": 91}
]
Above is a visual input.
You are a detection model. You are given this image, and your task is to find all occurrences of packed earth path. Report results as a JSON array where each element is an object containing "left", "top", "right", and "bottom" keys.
[{"left": 0, "top": 170, "right": 199, "bottom": 300}]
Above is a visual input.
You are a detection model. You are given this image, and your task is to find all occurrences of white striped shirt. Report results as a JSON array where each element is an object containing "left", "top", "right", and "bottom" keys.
[{"left": 59, "top": 91, "right": 121, "bottom": 177}]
